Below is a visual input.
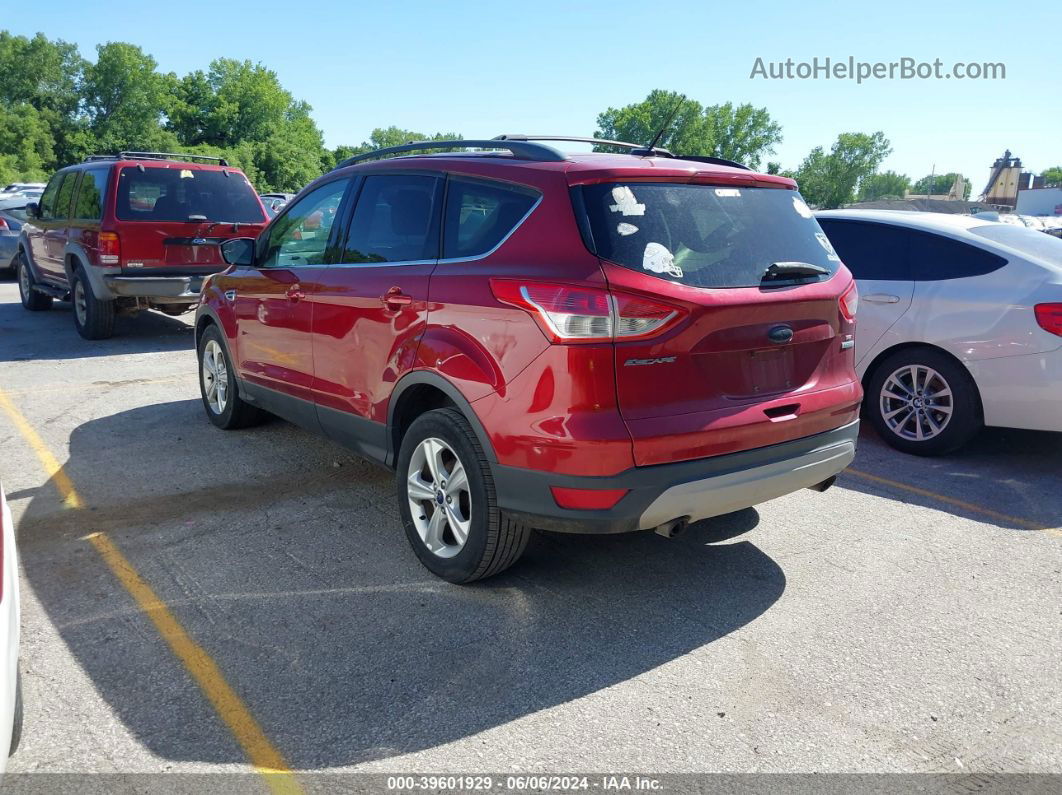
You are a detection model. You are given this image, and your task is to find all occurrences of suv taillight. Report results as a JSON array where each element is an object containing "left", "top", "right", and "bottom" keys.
[
  {"left": 98, "top": 232, "right": 120, "bottom": 265},
  {"left": 490, "top": 280, "right": 684, "bottom": 343},
  {"left": 839, "top": 281, "right": 859, "bottom": 322},
  {"left": 1034, "top": 303, "right": 1062, "bottom": 337}
]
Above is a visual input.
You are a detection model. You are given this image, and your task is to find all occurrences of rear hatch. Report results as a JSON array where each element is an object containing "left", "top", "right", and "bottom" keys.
[
  {"left": 578, "top": 180, "right": 859, "bottom": 466},
  {"left": 114, "top": 164, "right": 267, "bottom": 271}
]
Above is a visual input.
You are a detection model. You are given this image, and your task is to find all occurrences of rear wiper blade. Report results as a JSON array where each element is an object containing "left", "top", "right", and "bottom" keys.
[{"left": 762, "top": 261, "right": 830, "bottom": 282}]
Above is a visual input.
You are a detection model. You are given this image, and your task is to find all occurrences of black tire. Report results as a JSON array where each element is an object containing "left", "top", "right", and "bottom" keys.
[
  {"left": 197, "top": 324, "right": 266, "bottom": 429},
  {"left": 17, "top": 251, "right": 52, "bottom": 311},
  {"left": 9, "top": 669, "right": 22, "bottom": 756},
  {"left": 397, "top": 408, "right": 530, "bottom": 583},
  {"left": 71, "top": 266, "right": 115, "bottom": 340},
  {"left": 866, "top": 347, "right": 982, "bottom": 456}
]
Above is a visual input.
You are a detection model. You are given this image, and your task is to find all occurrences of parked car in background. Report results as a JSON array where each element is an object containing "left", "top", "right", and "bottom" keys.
[
  {"left": 0, "top": 182, "right": 45, "bottom": 200},
  {"left": 259, "top": 192, "right": 295, "bottom": 216},
  {"left": 817, "top": 210, "right": 1062, "bottom": 455},
  {"left": 0, "top": 483, "right": 23, "bottom": 769},
  {"left": 0, "top": 200, "right": 32, "bottom": 279},
  {"left": 196, "top": 136, "right": 861, "bottom": 583},
  {"left": 16, "top": 152, "right": 269, "bottom": 340}
]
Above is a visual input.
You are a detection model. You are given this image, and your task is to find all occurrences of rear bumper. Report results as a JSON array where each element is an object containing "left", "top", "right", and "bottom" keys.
[
  {"left": 103, "top": 274, "right": 208, "bottom": 303},
  {"left": 966, "top": 347, "right": 1062, "bottom": 433},
  {"left": 493, "top": 419, "right": 859, "bottom": 534}
]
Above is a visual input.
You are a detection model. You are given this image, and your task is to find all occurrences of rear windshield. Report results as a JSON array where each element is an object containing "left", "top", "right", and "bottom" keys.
[
  {"left": 580, "top": 183, "right": 839, "bottom": 288},
  {"left": 116, "top": 167, "right": 265, "bottom": 224},
  {"left": 969, "top": 223, "right": 1062, "bottom": 268}
]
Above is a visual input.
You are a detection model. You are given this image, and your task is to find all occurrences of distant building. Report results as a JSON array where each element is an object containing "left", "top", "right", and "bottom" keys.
[
  {"left": 1016, "top": 188, "right": 1062, "bottom": 216},
  {"left": 905, "top": 174, "right": 967, "bottom": 201},
  {"left": 981, "top": 150, "right": 1028, "bottom": 208}
]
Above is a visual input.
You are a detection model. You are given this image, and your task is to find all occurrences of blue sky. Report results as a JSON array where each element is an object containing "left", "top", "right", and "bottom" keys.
[{"left": 10, "top": 0, "right": 1060, "bottom": 191}]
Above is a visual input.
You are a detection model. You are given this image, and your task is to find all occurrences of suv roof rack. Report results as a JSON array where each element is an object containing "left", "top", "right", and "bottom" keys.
[
  {"left": 84, "top": 151, "right": 230, "bottom": 167},
  {"left": 492, "top": 135, "right": 751, "bottom": 169},
  {"left": 492, "top": 134, "right": 672, "bottom": 157},
  {"left": 336, "top": 139, "right": 567, "bottom": 169}
]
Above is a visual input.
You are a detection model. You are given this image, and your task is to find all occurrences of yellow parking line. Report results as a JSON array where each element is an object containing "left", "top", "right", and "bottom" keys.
[
  {"left": 86, "top": 532, "right": 301, "bottom": 794},
  {"left": 0, "top": 386, "right": 302, "bottom": 792},
  {"left": 0, "top": 389, "right": 82, "bottom": 509},
  {"left": 845, "top": 468, "right": 1060, "bottom": 538}
]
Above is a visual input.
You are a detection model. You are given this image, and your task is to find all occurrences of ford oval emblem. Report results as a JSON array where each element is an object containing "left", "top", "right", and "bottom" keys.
[{"left": 768, "top": 325, "right": 794, "bottom": 344}]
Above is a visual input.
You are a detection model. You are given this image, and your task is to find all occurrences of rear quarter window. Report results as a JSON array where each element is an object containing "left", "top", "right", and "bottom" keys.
[
  {"left": 443, "top": 178, "right": 539, "bottom": 259},
  {"left": 907, "top": 230, "right": 1007, "bottom": 280},
  {"left": 580, "top": 183, "right": 838, "bottom": 288},
  {"left": 73, "top": 168, "right": 109, "bottom": 221}
]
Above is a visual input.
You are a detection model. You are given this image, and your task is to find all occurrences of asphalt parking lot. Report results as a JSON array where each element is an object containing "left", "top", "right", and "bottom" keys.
[{"left": 0, "top": 279, "right": 1060, "bottom": 786}]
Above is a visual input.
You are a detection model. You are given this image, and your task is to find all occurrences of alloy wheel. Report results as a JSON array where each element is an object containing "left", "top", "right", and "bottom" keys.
[
  {"left": 201, "top": 340, "right": 229, "bottom": 414},
  {"left": 73, "top": 280, "right": 87, "bottom": 326},
  {"left": 406, "top": 437, "right": 472, "bottom": 558},
  {"left": 18, "top": 259, "right": 30, "bottom": 297},
  {"left": 879, "top": 364, "right": 954, "bottom": 442}
]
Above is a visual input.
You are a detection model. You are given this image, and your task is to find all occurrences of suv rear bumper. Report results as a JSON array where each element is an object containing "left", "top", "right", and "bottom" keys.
[
  {"left": 492, "top": 420, "right": 859, "bottom": 534},
  {"left": 102, "top": 274, "right": 209, "bottom": 303}
]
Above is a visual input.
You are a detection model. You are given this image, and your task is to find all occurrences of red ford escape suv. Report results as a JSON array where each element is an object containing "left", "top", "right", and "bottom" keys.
[
  {"left": 195, "top": 136, "right": 862, "bottom": 582},
  {"left": 16, "top": 152, "right": 268, "bottom": 339}
]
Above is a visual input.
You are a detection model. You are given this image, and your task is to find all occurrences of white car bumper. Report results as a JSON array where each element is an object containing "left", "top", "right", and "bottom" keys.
[
  {"left": 967, "top": 347, "right": 1062, "bottom": 433},
  {"left": 0, "top": 484, "right": 20, "bottom": 771}
]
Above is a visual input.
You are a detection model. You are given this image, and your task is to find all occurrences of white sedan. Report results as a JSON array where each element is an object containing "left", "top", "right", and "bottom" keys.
[
  {"left": 816, "top": 210, "right": 1062, "bottom": 455},
  {"left": 0, "top": 483, "right": 21, "bottom": 770}
]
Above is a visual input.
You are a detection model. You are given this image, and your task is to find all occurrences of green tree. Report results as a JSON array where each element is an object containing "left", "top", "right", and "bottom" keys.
[
  {"left": 81, "top": 42, "right": 178, "bottom": 153},
  {"left": 858, "top": 170, "right": 911, "bottom": 201},
  {"left": 912, "top": 172, "right": 970, "bottom": 199},
  {"left": 793, "top": 132, "right": 892, "bottom": 209},
  {"left": 594, "top": 90, "right": 782, "bottom": 169},
  {"left": 0, "top": 104, "right": 56, "bottom": 184},
  {"left": 1038, "top": 166, "right": 1062, "bottom": 188},
  {"left": 0, "top": 31, "right": 87, "bottom": 168},
  {"left": 332, "top": 127, "right": 462, "bottom": 167}
]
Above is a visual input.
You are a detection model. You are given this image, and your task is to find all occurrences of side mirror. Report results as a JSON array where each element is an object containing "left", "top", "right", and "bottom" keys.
[
  {"left": 26, "top": 202, "right": 40, "bottom": 219},
  {"left": 220, "top": 237, "right": 256, "bottom": 267}
]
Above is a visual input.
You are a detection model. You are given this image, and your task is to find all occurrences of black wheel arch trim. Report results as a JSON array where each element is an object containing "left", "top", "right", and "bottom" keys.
[{"left": 386, "top": 371, "right": 497, "bottom": 468}]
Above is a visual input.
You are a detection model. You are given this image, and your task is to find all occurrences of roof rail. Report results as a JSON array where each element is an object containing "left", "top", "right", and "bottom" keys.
[
  {"left": 492, "top": 134, "right": 672, "bottom": 157},
  {"left": 335, "top": 139, "right": 566, "bottom": 169},
  {"left": 83, "top": 151, "right": 230, "bottom": 167}
]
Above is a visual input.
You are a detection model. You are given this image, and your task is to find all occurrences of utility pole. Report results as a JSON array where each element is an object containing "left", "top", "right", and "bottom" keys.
[{"left": 928, "top": 164, "right": 935, "bottom": 199}]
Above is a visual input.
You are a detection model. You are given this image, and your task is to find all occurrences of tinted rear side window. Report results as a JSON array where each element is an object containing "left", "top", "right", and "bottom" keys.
[
  {"left": 817, "top": 219, "right": 911, "bottom": 280},
  {"left": 53, "top": 172, "right": 78, "bottom": 220},
  {"left": 116, "top": 167, "right": 264, "bottom": 223},
  {"left": 73, "top": 168, "right": 109, "bottom": 220},
  {"left": 581, "top": 183, "right": 838, "bottom": 288},
  {"left": 340, "top": 175, "right": 440, "bottom": 263},
  {"left": 907, "top": 230, "right": 1007, "bottom": 280},
  {"left": 443, "top": 178, "right": 539, "bottom": 259}
]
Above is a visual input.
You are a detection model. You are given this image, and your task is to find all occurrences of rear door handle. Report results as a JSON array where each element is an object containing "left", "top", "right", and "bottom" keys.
[
  {"left": 864, "top": 293, "right": 900, "bottom": 304},
  {"left": 382, "top": 289, "right": 413, "bottom": 308},
  {"left": 286, "top": 284, "right": 305, "bottom": 301}
]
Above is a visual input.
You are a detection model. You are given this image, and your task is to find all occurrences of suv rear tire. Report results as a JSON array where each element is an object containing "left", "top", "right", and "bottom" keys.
[
  {"left": 17, "top": 252, "right": 52, "bottom": 311},
  {"left": 397, "top": 408, "right": 530, "bottom": 583},
  {"left": 71, "top": 266, "right": 115, "bottom": 340},
  {"left": 197, "top": 325, "right": 267, "bottom": 429},
  {"left": 867, "top": 347, "right": 982, "bottom": 456}
]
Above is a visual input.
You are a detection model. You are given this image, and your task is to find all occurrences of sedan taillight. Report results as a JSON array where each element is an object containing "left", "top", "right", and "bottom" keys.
[
  {"left": 490, "top": 280, "right": 684, "bottom": 343},
  {"left": 1034, "top": 303, "right": 1062, "bottom": 337},
  {"left": 0, "top": 217, "right": 8, "bottom": 231}
]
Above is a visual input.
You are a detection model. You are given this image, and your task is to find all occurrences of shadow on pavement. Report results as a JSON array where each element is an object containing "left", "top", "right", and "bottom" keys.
[
  {"left": 838, "top": 425, "right": 1062, "bottom": 532},
  {"left": 0, "top": 292, "right": 193, "bottom": 362},
  {"left": 17, "top": 399, "right": 784, "bottom": 767}
]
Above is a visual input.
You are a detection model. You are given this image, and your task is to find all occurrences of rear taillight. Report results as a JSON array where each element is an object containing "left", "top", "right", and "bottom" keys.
[
  {"left": 490, "top": 280, "right": 684, "bottom": 343},
  {"left": 0, "top": 217, "right": 8, "bottom": 231},
  {"left": 1034, "top": 303, "right": 1062, "bottom": 337},
  {"left": 98, "top": 232, "right": 120, "bottom": 265},
  {"left": 839, "top": 281, "right": 859, "bottom": 322}
]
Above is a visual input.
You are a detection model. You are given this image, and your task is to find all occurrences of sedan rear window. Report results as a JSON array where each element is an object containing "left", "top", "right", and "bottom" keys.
[
  {"left": 580, "top": 183, "right": 839, "bottom": 288},
  {"left": 970, "top": 223, "right": 1062, "bottom": 268},
  {"left": 116, "top": 167, "right": 265, "bottom": 224}
]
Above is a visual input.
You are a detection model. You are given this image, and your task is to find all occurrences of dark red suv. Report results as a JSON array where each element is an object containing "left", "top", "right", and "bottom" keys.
[
  {"left": 195, "top": 137, "right": 862, "bottom": 582},
  {"left": 16, "top": 152, "right": 268, "bottom": 339}
]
